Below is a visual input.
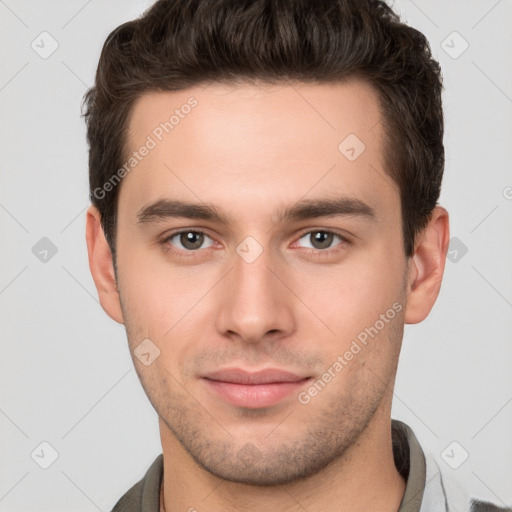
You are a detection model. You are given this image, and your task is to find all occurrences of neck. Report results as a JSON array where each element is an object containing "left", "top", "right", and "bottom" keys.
[{"left": 159, "top": 409, "right": 406, "bottom": 512}]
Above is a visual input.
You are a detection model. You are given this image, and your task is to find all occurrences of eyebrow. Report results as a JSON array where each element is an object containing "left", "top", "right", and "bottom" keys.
[{"left": 136, "top": 196, "right": 376, "bottom": 225}]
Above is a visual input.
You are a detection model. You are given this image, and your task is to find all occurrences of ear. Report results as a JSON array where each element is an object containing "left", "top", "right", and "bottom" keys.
[
  {"left": 85, "top": 205, "right": 124, "bottom": 324},
  {"left": 404, "top": 206, "right": 450, "bottom": 324}
]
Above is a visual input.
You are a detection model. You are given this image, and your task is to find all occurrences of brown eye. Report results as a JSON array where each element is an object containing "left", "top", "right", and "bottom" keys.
[
  {"left": 311, "top": 231, "right": 334, "bottom": 249},
  {"left": 166, "top": 230, "right": 214, "bottom": 251},
  {"left": 297, "top": 230, "right": 346, "bottom": 251}
]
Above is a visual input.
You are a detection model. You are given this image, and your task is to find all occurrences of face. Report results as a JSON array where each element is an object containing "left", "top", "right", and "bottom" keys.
[{"left": 113, "top": 80, "right": 410, "bottom": 485}]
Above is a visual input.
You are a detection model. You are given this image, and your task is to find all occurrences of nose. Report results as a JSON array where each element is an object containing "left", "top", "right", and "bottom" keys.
[{"left": 214, "top": 239, "right": 296, "bottom": 344}]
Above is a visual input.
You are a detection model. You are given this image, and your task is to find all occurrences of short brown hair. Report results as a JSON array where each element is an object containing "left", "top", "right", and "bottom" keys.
[{"left": 82, "top": 0, "right": 444, "bottom": 258}]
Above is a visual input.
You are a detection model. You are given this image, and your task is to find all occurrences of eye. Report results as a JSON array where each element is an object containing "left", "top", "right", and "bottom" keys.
[
  {"left": 164, "top": 230, "right": 215, "bottom": 251},
  {"left": 295, "top": 230, "right": 348, "bottom": 251}
]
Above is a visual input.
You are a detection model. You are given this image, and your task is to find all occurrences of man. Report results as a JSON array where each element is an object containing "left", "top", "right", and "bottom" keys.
[{"left": 83, "top": 0, "right": 510, "bottom": 511}]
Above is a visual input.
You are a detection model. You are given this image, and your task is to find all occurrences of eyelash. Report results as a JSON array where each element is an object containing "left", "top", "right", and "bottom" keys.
[{"left": 160, "top": 228, "right": 350, "bottom": 256}]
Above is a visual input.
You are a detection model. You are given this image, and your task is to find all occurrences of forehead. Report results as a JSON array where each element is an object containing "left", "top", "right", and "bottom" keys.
[
  {"left": 121, "top": 79, "right": 397, "bottom": 222},
  {"left": 127, "top": 79, "right": 384, "bottom": 155}
]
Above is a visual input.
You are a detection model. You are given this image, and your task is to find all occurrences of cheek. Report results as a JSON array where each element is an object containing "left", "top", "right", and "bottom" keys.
[
  {"left": 116, "top": 247, "right": 222, "bottom": 373},
  {"left": 299, "top": 252, "right": 405, "bottom": 335},
  {"left": 292, "top": 253, "right": 406, "bottom": 381},
  {"left": 119, "top": 268, "right": 210, "bottom": 340},
  {"left": 115, "top": 230, "right": 195, "bottom": 324}
]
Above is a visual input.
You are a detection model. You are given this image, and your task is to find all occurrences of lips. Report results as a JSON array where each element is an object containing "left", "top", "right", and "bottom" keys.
[
  {"left": 203, "top": 368, "right": 308, "bottom": 385},
  {"left": 201, "top": 368, "right": 311, "bottom": 408}
]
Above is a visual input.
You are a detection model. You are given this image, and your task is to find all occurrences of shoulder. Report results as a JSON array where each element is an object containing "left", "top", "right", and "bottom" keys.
[
  {"left": 110, "top": 454, "right": 164, "bottom": 512},
  {"left": 422, "top": 451, "right": 511, "bottom": 512},
  {"left": 392, "top": 420, "right": 511, "bottom": 512},
  {"left": 111, "top": 479, "right": 143, "bottom": 512},
  {"left": 470, "top": 500, "right": 512, "bottom": 512}
]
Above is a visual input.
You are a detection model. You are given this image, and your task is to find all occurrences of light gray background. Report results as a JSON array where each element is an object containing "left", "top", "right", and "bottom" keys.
[{"left": 1, "top": 0, "right": 511, "bottom": 510}]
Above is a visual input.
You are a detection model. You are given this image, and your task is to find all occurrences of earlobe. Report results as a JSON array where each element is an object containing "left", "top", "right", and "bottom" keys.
[
  {"left": 85, "top": 205, "right": 125, "bottom": 324},
  {"left": 404, "top": 206, "right": 450, "bottom": 324}
]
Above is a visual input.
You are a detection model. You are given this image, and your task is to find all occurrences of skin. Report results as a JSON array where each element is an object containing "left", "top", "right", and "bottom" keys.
[{"left": 86, "top": 79, "right": 449, "bottom": 512}]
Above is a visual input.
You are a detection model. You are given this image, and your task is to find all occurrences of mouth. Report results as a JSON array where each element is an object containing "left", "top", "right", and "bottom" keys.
[{"left": 201, "top": 368, "right": 312, "bottom": 409}]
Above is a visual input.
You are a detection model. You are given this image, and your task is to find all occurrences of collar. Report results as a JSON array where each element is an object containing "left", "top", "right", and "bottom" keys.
[{"left": 392, "top": 419, "right": 427, "bottom": 511}]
